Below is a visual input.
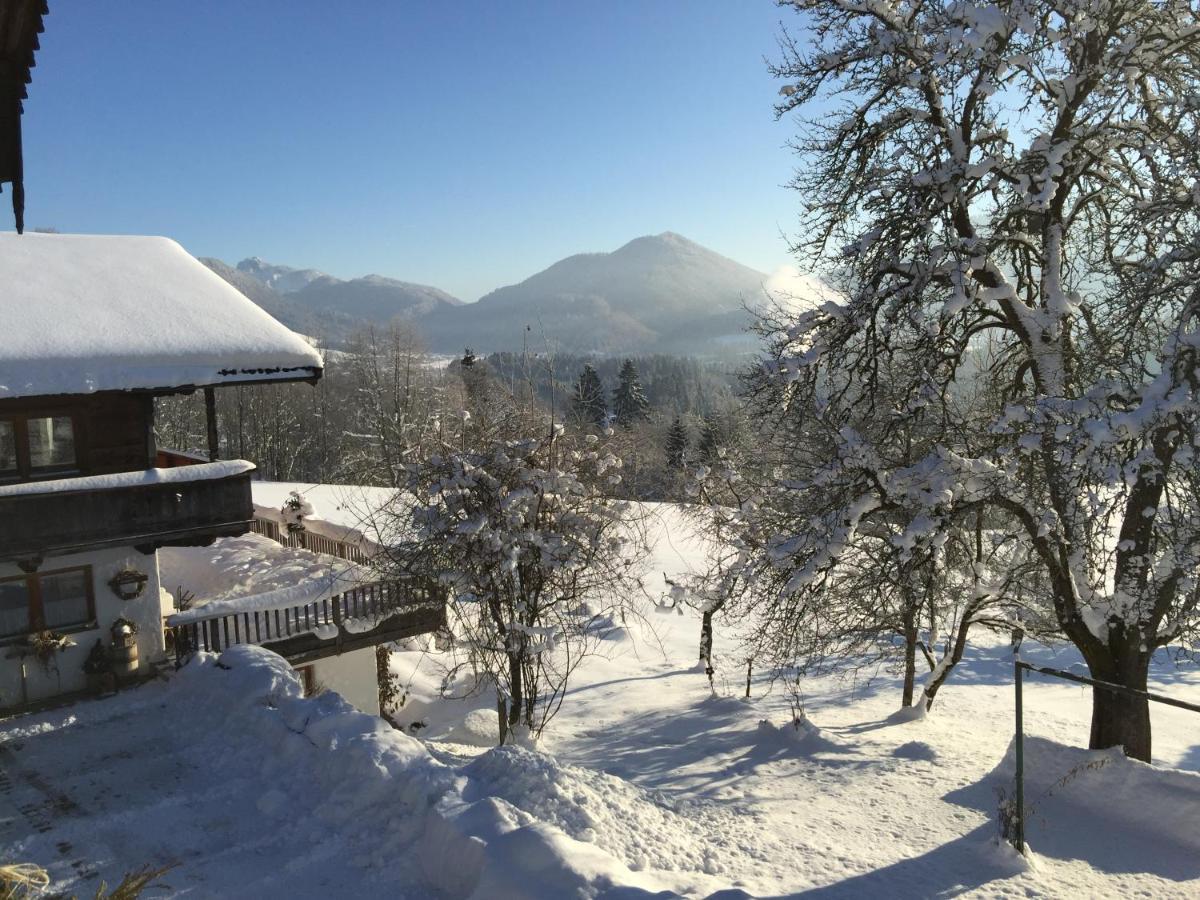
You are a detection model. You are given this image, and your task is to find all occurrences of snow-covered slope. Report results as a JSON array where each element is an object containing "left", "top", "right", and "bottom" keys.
[
  {"left": 248, "top": 485, "right": 1200, "bottom": 896},
  {"left": 390, "top": 502, "right": 1200, "bottom": 898}
]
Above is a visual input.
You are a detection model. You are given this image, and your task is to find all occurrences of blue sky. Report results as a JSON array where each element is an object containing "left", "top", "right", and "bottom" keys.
[{"left": 22, "top": 2, "right": 801, "bottom": 301}]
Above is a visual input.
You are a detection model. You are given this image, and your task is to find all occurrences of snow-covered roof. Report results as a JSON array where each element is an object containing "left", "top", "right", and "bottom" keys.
[{"left": 0, "top": 232, "right": 323, "bottom": 399}]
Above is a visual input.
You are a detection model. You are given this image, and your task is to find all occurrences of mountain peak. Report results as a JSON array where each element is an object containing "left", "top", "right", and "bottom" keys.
[
  {"left": 425, "top": 232, "right": 770, "bottom": 354},
  {"left": 236, "top": 256, "right": 329, "bottom": 294}
]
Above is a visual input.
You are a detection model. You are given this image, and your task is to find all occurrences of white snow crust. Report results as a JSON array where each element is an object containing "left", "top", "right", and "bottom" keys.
[
  {"left": 159, "top": 532, "right": 367, "bottom": 625},
  {"left": 0, "top": 233, "right": 323, "bottom": 398},
  {"left": 0, "top": 459, "right": 254, "bottom": 497}
]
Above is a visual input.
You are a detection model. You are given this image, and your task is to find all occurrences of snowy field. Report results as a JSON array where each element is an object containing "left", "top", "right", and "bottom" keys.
[{"left": 1, "top": 490, "right": 1197, "bottom": 898}]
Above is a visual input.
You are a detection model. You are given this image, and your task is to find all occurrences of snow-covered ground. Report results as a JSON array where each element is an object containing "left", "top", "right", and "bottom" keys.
[
  {"left": 390, "top": 503, "right": 1200, "bottom": 898},
  {"left": 2, "top": 490, "right": 1198, "bottom": 898}
]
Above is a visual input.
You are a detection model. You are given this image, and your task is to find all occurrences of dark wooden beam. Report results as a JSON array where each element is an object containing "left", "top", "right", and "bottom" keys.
[{"left": 204, "top": 386, "right": 219, "bottom": 461}]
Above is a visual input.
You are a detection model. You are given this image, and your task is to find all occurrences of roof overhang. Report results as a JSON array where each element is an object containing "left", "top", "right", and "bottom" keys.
[
  {"left": 0, "top": 0, "right": 46, "bottom": 234},
  {"left": 0, "top": 232, "right": 325, "bottom": 400}
]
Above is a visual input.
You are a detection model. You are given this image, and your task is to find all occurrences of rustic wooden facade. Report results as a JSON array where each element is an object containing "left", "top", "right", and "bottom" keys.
[
  {"left": 0, "top": 391, "right": 254, "bottom": 564},
  {"left": 0, "top": 391, "right": 155, "bottom": 478},
  {"left": 0, "top": 467, "right": 254, "bottom": 560}
]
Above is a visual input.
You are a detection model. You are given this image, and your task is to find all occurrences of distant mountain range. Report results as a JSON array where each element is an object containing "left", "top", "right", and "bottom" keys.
[
  {"left": 200, "top": 257, "right": 465, "bottom": 347},
  {"left": 203, "top": 232, "right": 785, "bottom": 355}
]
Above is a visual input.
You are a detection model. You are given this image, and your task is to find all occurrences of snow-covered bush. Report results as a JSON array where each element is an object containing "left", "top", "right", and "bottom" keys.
[
  {"left": 381, "top": 431, "right": 648, "bottom": 742},
  {"left": 280, "top": 490, "right": 314, "bottom": 534}
]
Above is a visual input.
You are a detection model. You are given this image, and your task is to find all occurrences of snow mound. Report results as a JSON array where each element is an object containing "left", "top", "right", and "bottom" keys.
[
  {"left": 444, "top": 707, "right": 503, "bottom": 747},
  {"left": 892, "top": 740, "right": 939, "bottom": 762},
  {"left": 463, "top": 746, "right": 722, "bottom": 876},
  {"left": 886, "top": 703, "right": 928, "bottom": 724},
  {"left": 175, "top": 646, "right": 673, "bottom": 898},
  {"left": 989, "top": 736, "right": 1200, "bottom": 880},
  {"left": 0, "top": 232, "right": 322, "bottom": 398},
  {"left": 755, "top": 717, "right": 844, "bottom": 753}
]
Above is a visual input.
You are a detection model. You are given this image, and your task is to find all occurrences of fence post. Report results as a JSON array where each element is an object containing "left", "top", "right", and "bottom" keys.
[
  {"left": 1013, "top": 656, "right": 1025, "bottom": 854},
  {"left": 332, "top": 594, "right": 343, "bottom": 654}
]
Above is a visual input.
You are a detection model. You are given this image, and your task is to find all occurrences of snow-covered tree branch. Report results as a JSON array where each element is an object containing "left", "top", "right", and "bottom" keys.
[{"left": 763, "top": 0, "right": 1200, "bottom": 760}]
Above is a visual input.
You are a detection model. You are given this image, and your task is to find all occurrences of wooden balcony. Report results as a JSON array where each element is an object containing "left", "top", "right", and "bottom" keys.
[
  {"left": 167, "top": 580, "right": 446, "bottom": 667},
  {"left": 0, "top": 461, "right": 255, "bottom": 561}
]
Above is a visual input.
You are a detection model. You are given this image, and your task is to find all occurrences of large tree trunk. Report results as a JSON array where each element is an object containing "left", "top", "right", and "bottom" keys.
[{"left": 1085, "top": 646, "right": 1152, "bottom": 762}]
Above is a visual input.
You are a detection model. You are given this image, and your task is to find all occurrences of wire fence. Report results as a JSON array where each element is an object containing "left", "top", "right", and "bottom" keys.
[{"left": 1010, "top": 652, "right": 1200, "bottom": 853}]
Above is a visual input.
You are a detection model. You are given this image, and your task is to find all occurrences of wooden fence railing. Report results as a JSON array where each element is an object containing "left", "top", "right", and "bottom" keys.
[
  {"left": 250, "top": 516, "right": 372, "bottom": 564},
  {"left": 168, "top": 579, "right": 440, "bottom": 666}
]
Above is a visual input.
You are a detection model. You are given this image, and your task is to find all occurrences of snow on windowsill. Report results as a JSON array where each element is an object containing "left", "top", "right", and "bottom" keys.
[{"left": 0, "top": 460, "right": 256, "bottom": 498}]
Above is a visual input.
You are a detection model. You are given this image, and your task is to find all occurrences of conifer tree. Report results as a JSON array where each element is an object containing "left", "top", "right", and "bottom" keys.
[
  {"left": 697, "top": 415, "right": 721, "bottom": 464},
  {"left": 665, "top": 417, "right": 688, "bottom": 469},
  {"left": 572, "top": 364, "right": 608, "bottom": 427},
  {"left": 612, "top": 359, "right": 650, "bottom": 428}
]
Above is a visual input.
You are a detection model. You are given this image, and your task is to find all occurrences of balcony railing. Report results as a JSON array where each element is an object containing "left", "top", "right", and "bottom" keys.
[
  {"left": 249, "top": 516, "right": 374, "bottom": 564},
  {"left": 0, "top": 461, "right": 256, "bottom": 560},
  {"left": 167, "top": 579, "right": 446, "bottom": 666}
]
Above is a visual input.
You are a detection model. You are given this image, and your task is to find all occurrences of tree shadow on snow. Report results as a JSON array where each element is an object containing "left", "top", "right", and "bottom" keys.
[
  {"left": 1175, "top": 742, "right": 1200, "bottom": 774},
  {"left": 739, "top": 822, "right": 1025, "bottom": 899},
  {"left": 562, "top": 693, "right": 876, "bottom": 800},
  {"left": 751, "top": 731, "right": 1200, "bottom": 899}
]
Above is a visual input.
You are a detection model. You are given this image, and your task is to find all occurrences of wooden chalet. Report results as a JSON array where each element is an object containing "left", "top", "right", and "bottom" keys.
[
  {"left": 0, "top": 5, "right": 442, "bottom": 717},
  {"left": 0, "top": 235, "right": 442, "bottom": 715}
]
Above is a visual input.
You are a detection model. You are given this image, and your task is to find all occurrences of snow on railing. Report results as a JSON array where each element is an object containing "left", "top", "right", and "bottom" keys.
[
  {"left": 166, "top": 579, "right": 444, "bottom": 666},
  {"left": 0, "top": 459, "right": 255, "bottom": 498},
  {"left": 249, "top": 515, "right": 374, "bottom": 564}
]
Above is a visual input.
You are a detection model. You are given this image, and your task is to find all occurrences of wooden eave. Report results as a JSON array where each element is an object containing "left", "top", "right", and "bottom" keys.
[{"left": 0, "top": 0, "right": 46, "bottom": 233}]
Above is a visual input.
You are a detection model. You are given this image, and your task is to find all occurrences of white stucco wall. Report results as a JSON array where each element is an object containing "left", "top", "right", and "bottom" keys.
[
  {"left": 306, "top": 647, "right": 379, "bottom": 715},
  {"left": 0, "top": 547, "right": 165, "bottom": 708}
]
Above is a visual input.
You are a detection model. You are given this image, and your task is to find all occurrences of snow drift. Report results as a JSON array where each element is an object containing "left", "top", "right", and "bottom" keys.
[
  {"left": 173, "top": 645, "right": 676, "bottom": 899},
  {"left": 988, "top": 735, "right": 1200, "bottom": 881}
]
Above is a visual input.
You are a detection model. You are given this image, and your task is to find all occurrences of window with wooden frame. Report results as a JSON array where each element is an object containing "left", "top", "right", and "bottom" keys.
[
  {"left": 0, "top": 566, "right": 96, "bottom": 640},
  {"left": 0, "top": 413, "right": 79, "bottom": 481}
]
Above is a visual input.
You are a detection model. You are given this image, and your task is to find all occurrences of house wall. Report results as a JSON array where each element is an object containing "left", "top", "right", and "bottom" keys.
[
  {"left": 0, "top": 547, "right": 166, "bottom": 709},
  {"left": 306, "top": 647, "right": 379, "bottom": 715},
  {"left": 0, "top": 392, "right": 154, "bottom": 478}
]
